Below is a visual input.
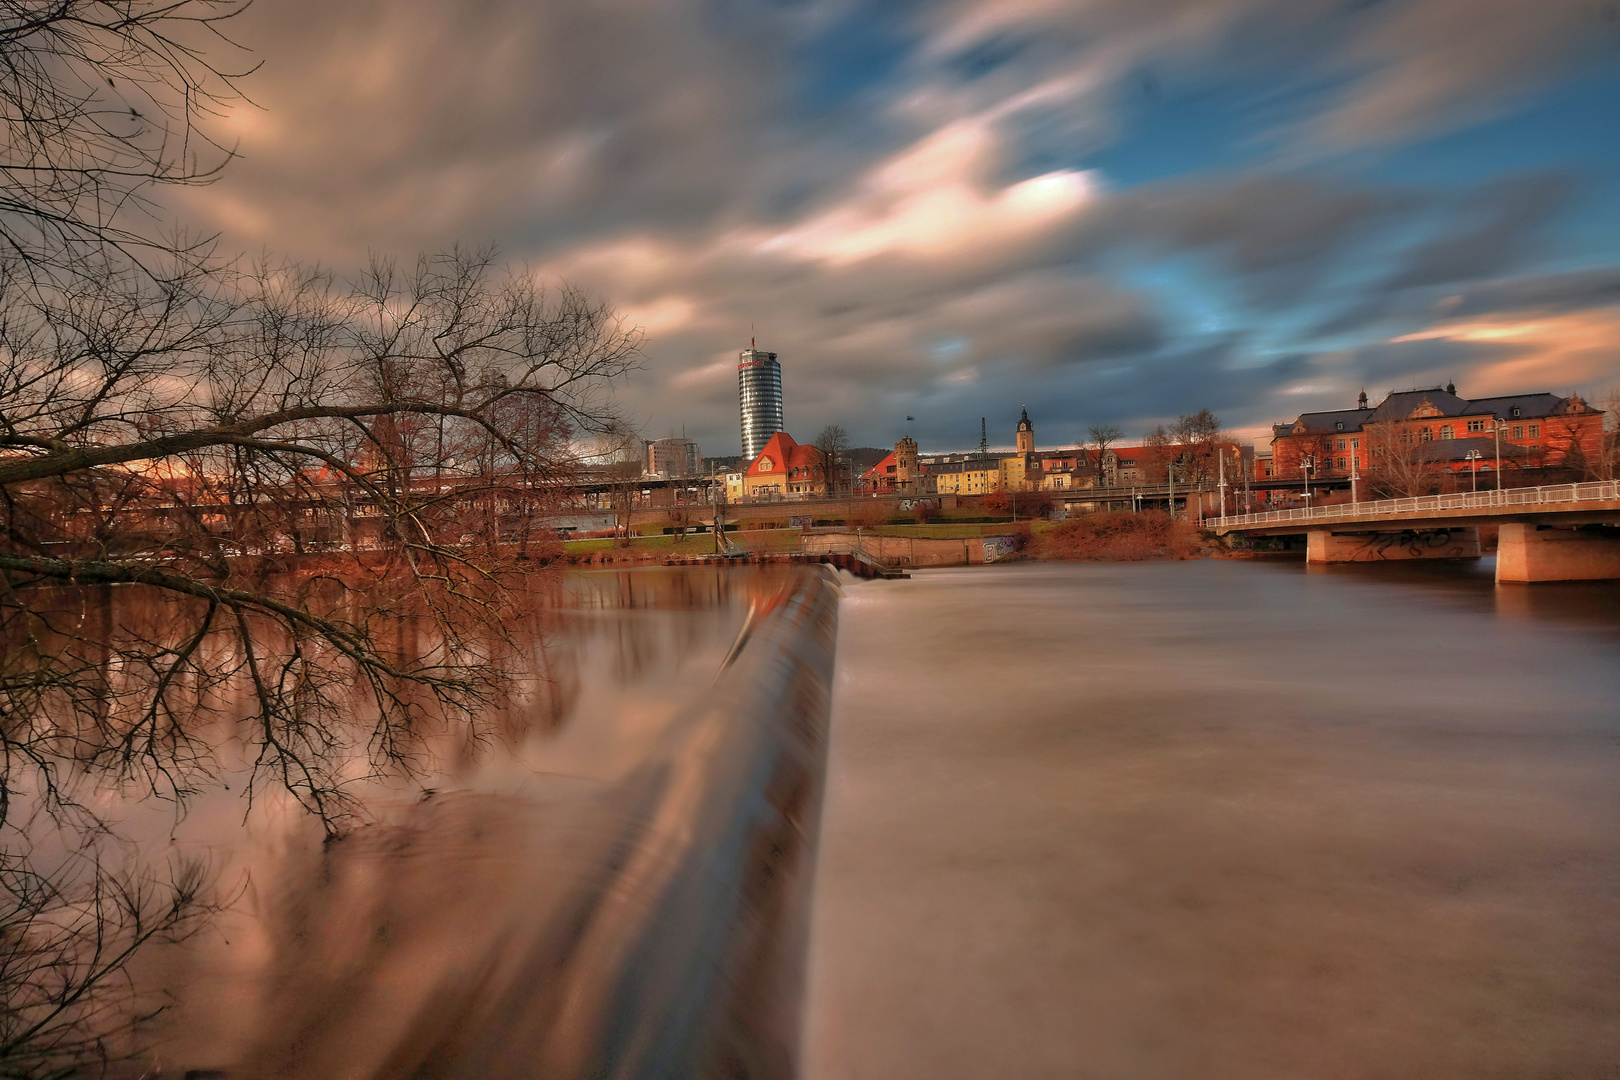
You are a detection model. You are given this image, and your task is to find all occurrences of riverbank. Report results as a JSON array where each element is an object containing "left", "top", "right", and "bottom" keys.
[{"left": 560, "top": 512, "right": 1243, "bottom": 567}]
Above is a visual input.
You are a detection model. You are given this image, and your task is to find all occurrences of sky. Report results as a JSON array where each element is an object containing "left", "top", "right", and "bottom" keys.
[{"left": 174, "top": 0, "right": 1620, "bottom": 455}]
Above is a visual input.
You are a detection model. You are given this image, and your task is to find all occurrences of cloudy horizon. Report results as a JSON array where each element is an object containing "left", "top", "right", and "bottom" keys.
[{"left": 171, "top": 0, "right": 1620, "bottom": 456}]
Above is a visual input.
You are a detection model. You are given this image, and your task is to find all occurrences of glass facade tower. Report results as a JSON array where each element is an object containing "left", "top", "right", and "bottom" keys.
[{"left": 738, "top": 347, "right": 784, "bottom": 460}]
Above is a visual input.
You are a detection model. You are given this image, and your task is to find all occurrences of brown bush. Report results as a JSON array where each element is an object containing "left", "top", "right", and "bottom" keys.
[
  {"left": 848, "top": 500, "right": 890, "bottom": 530},
  {"left": 1029, "top": 510, "right": 1200, "bottom": 561}
]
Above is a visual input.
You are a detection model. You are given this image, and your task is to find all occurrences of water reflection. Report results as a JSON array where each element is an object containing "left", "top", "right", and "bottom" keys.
[{"left": 26, "top": 564, "right": 818, "bottom": 1078}]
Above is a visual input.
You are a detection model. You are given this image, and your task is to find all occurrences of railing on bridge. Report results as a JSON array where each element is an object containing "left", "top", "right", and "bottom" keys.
[{"left": 1217, "top": 480, "right": 1620, "bottom": 530}]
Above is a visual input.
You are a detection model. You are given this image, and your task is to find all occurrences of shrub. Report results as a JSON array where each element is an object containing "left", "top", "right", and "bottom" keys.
[{"left": 1029, "top": 510, "right": 1193, "bottom": 561}]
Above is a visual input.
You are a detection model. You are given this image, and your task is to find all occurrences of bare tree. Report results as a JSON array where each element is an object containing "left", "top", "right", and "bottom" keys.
[
  {"left": 1142, "top": 424, "right": 1173, "bottom": 482},
  {"left": 1087, "top": 423, "right": 1122, "bottom": 487},
  {"left": 812, "top": 425, "right": 849, "bottom": 496},
  {"left": 1361, "top": 421, "right": 1434, "bottom": 497},
  {"left": 1169, "top": 409, "right": 1224, "bottom": 484},
  {"left": 0, "top": 7, "right": 644, "bottom": 1072},
  {"left": 1, "top": 0, "right": 255, "bottom": 286}
]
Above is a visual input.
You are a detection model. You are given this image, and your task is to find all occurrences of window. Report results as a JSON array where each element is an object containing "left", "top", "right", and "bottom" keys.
[
  {"left": 1351, "top": 438, "right": 1360, "bottom": 449},
  {"left": 1511, "top": 425, "right": 1522, "bottom": 440},
  {"left": 1529, "top": 424, "right": 1539, "bottom": 438},
  {"left": 1419, "top": 426, "right": 1434, "bottom": 442},
  {"left": 1510, "top": 406, "right": 1522, "bottom": 419},
  {"left": 1337, "top": 457, "right": 1346, "bottom": 470},
  {"left": 1401, "top": 432, "right": 1414, "bottom": 446},
  {"left": 1439, "top": 426, "right": 1453, "bottom": 440},
  {"left": 1467, "top": 419, "right": 1486, "bottom": 433},
  {"left": 1336, "top": 438, "right": 1346, "bottom": 451},
  {"left": 1335, "top": 421, "right": 1344, "bottom": 432}
]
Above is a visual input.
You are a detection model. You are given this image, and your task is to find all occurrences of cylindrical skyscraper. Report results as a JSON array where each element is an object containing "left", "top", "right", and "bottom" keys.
[{"left": 738, "top": 346, "right": 784, "bottom": 460}]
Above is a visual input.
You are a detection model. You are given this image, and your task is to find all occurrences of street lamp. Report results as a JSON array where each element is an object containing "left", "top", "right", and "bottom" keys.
[
  {"left": 1491, "top": 419, "right": 1512, "bottom": 494},
  {"left": 1465, "top": 448, "right": 1482, "bottom": 492},
  {"left": 1301, "top": 454, "right": 1314, "bottom": 506}
]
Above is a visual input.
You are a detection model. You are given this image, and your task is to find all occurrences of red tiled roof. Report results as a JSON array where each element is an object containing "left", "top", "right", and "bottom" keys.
[
  {"left": 746, "top": 431, "right": 822, "bottom": 477},
  {"left": 861, "top": 451, "right": 896, "bottom": 480}
]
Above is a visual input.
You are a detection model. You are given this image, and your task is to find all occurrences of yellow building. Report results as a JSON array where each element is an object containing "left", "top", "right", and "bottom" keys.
[{"left": 931, "top": 455, "right": 1004, "bottom": 496}]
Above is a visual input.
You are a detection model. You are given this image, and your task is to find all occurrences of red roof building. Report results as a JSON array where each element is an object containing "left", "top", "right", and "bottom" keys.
[{"left": 739, "top": 431, "right": 825, "bottom": 499}]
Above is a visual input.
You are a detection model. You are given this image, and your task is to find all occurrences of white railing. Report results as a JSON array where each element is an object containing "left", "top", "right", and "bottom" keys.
[{"left": 1216, "top": 480, "right": 1620, "bottom": 529}]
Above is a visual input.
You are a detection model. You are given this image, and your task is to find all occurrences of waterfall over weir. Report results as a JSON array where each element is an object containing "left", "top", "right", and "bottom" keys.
[{"left": 139, "top": 566, "right": 840, "bottom": 1079}]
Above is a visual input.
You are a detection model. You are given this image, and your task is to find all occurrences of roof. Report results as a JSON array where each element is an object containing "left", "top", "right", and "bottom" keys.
[
  {"left": 1276, "top": 386, "right": 1604, "bottom": 441},
  {"left": 929, "top": 455, "right": 1003, "bottom": 476},
  {"left": 1409, "top": 436, "right": 1532, "bottom": 464},
  {"left": 861, "top": 451, "right": 896, "bottom": 480},
  {"left": 1465, "top": 394, "right": 1571, "bottom": 421},
  {"left": 1290, "top": 408, "right": 1378, "bottom": 435},
  {"left": 745, "top": 431, "right": 821, "bottom": 477},
  {"left": 1364, "top": 388, "right": 1470, "bottom": 424}
]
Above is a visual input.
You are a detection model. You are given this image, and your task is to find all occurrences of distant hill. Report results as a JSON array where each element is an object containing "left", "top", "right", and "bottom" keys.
[{"left": 849, "top": 447, "right": 889, "bottom": 471}]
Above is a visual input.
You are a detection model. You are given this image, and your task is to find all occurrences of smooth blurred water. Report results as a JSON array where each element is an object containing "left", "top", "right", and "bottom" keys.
[
  {"left": 804, "top": 558, "right": 1620, "bottom": 1080},
  {"left": 119, "top": 565, "right": 827, "bottom": 1078}
]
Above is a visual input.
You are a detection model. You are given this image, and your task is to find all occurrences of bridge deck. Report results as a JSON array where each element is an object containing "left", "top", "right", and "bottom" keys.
[{"left": 1215, "top": 481, "right": 1620, "bottom": 536}]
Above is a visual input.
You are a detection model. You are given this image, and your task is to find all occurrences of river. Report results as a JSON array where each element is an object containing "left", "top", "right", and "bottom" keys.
[
  {"left": 16, "top": 558, "right": 1620, "bottom": 1077},
  {"left": 804, "top": 558, "right": 1620, "bottom": 1080}
]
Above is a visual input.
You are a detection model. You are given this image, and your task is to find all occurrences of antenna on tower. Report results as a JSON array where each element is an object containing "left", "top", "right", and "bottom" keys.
[{"left": 979, "top": 417, "right": 988, "bottom": 455}]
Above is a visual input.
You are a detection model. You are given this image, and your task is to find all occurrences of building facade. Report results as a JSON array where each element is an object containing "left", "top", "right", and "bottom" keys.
[
  {"left": 646, "top": 436, "right": 701, "bottom": 478},
  {"left": 1270, "top": 384, "right": 1605, "bottom": 491},
  {"left": 737, "top": 431, "right": 826, "bottom": 499},
  {"left": 860, "top": 436, "right": 929, "bottom": 495},
  {"left": 738, "top": 346, "right": 785, "bottom": 460}
]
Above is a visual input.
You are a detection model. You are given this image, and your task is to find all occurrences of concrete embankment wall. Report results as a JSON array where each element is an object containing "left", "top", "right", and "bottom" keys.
[{"left": 799, "top": 532, "right": 1016, "bottom": 567}]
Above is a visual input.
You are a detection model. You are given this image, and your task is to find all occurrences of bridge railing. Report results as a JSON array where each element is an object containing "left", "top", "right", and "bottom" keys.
[{"left": 1216, "top": 480, "right": 1620, "bottom": 530}]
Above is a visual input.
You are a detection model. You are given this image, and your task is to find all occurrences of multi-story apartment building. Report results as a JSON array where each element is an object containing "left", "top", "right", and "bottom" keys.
[{"left": 645, "top": 436, "right": 701, "bottom": 478}]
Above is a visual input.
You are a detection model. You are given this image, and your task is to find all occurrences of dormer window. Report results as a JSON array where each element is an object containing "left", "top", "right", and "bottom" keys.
[
  {"left": 1335, "top": 421, "right": 1344, "bottom": 432},
  {"left": 1509, "top": 406, "right": 1522, "bottom": 419}
]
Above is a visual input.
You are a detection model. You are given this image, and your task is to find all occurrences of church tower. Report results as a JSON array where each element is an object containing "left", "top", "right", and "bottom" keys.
[{"left": 1016, "top": 407, "right": 1035, "bottom": 454}]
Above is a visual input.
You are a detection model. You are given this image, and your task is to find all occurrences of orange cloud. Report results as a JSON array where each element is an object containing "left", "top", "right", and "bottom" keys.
[{"left": 1390, "top": 310, "right": 1620, "bottom": 395}]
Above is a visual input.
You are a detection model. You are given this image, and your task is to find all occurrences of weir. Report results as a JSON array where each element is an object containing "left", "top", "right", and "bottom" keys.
[{"left": 152, "top": 567, "right": 841, "bottom": 1079}]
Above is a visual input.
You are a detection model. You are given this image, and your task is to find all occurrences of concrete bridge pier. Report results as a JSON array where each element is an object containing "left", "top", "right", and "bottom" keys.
[
  {"left": 1496, "top": 523, "right": 1620, "bottom": 584},
  {"left": 1306, "top": 527, "right": 1482, "bottom": 564}
]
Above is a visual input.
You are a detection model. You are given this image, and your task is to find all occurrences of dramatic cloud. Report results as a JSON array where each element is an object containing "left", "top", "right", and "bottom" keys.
[{"left": 162, "top": 0, "right": 1620, "bottom": 455}]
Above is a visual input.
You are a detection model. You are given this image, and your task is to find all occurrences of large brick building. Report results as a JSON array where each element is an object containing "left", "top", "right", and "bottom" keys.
[{"left": 1270, "top": 384, "right": 1605, "bottom": 493}]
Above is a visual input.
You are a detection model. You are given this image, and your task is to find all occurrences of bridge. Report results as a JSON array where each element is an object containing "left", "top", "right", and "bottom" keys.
[{"left": 1214, "top": 480, "right": 1620, "bottom": 583}]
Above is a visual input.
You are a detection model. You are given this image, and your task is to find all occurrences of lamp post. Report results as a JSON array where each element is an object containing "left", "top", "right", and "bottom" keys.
[
  {"left": 1350, "top": 452, "right": 1360, "bottom": 505},
  {"left": 1301, "top": 454, "right": 1314, "bottom": 507},
  {"left": 1166, "top": 462, "right": 1175, "bottom": 520},
  {"left": 1493, "top": 420, "right": 1509, "bottom": 493},
  {"left": 1465, "top": 448, "right": 1482, "bottom": 493}
]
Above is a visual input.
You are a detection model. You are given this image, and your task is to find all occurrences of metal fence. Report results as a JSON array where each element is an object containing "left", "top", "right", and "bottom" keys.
[{"left": 1216, "top": 480, "right": 1620, "bottom": 529}]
